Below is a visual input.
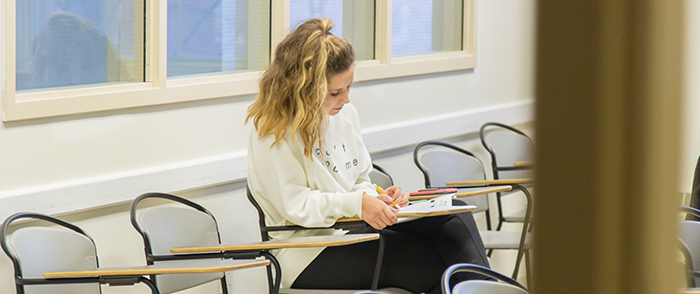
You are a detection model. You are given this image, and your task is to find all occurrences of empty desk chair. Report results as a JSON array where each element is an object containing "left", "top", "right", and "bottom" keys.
[
  {"left": 413, "top": 141, "right": 532, "bottom": 283},
  {"left": 130, "top": 192, "right": 278, "bottom": 294},
  {"left": 133, "top": 192, "right": 384, "bottom": 294},
  {"left": 1, "top": 212, "right": 263, "bottom": 294},
  {"left": 414, "top": 141, "right": 495, "bottom": 230},
  {"left": 480, "top": 122, "right": 534, "bottom": 230},
  {"left": 1, "top": 212, "right": 104, "bottom": 294}
]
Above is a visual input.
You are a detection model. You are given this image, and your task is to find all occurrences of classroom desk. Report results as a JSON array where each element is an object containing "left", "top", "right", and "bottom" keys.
[
  {"left": 409, "top": 185, "right": 512, "bottom": 201},
  {"left": 279, "top": 206, "right": 476, "bottom": 226},
  {"left": 170, "top": 206, "right": 476, "bottom": 253},
  {"left": 43, "top": 259, "right": 269, "bottom": 294},
  {"left": 514, "top": 161, "right": 534, "bottom": 167},
  {"left": 171, "top": 233, "right": 380, "bottom": 253},
  {"left": 169, "top": 233, "right": 381, "bottom": 294},
  {"left": 170, "top": 207, "right": 474, "bottom": 293}
]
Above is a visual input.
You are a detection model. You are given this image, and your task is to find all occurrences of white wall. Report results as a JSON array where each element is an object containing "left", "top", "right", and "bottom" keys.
[{"left": 0, "top": 1, "right": 537, "bottom": 293}]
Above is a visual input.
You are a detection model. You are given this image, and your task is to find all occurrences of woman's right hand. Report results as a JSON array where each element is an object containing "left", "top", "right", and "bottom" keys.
[{"left": 361, "top": 193, "right": 398, "bottom": 230}]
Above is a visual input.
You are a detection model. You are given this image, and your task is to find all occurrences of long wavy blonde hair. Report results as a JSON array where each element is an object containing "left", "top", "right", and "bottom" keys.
[{"left": 246, "top": 18, "right": 355, "bottom": 158}]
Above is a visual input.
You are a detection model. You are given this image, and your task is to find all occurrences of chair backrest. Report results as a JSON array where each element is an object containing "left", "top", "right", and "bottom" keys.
[
  {"left": 1, "top": 213, "right": 100, "bottom": 294},
  {"left": 679, "top": 206, "right": 700, "bottom": 287},
  {"left": 480, "top": 122, "right": 534, "bottom": 180},
  {"left": 246, "top": 185, "right": 271, "bottom": 241},
  {"left": 130, "top": 192, "right": 225, "bottom": 294},
  {"left": 369, "top": 164, "right": 394, "bottom": 190},
  {"left": 442, "top": 263, "right": 527, "bottom": 294},
  {"left": 679, "top": 228, "right": 698, "bottom": 288},
  {"left": 680, "top": 220, "right": 700, "bottom": 285},
  {"left": 680, "top": 208, "right": 700, "bottom": 288},
  {"left": 414, "top": 141, "right": 490, "bottom": 214}
]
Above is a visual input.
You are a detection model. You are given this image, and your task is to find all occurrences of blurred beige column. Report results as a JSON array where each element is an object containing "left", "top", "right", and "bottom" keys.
[{"left": 533, "top": 1, "right": 685, "bottom": 293}]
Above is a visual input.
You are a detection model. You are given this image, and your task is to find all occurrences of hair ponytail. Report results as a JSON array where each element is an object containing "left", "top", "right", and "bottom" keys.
[{"left": 246, "top": 18, "right": 355, "bottom": 158}]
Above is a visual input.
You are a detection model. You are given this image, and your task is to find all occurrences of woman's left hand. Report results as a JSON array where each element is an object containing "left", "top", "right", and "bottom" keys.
[{"left": 385, "top": 186, "right": 410, "bottom": 208}]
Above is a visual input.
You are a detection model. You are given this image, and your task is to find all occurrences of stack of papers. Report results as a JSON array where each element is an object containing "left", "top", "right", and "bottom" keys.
[
  {"left": 396, "top": 194, "right": 477, "bottom": 223},
  {"left": 400, "top": 194, "right": 454, "bottom": 212}
]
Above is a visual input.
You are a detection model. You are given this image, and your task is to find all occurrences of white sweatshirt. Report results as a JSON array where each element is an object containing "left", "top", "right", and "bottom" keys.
[{"left": 246, "top": 103, "right": 377, "bottom": 288}]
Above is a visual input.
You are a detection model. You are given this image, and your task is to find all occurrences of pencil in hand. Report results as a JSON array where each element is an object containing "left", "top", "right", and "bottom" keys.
[{"left": 375, "top": 185, "right": 400, "bottom": 209}]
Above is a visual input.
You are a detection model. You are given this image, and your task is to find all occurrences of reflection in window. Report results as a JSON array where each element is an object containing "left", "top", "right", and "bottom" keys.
[
  {"left": 392, "top": 0, "right": 463, "bottom": 58},
  {"left": 289, "top": 0, "right": 375, "bottom": 61},
  {"left": 16, "top": 0, "right": 144, "bottom": 91},
  {"left": 167, "top": 0, "right": 270, "bottom": 78}
]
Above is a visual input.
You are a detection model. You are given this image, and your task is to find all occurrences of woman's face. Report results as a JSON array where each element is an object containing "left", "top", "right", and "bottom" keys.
[{"left": 323, "top": 65, "right": 354, "bottom": 116}]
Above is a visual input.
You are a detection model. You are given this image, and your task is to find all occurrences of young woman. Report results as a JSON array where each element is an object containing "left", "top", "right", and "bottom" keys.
[{"left": 246, "top": 18, "right": 490, "bottom": 294}]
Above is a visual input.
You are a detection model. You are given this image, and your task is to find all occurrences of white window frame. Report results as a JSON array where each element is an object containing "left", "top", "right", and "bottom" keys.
[
  {"left": 355, "top": 0, "right": 477, "bottom": 81},
  {"left": 1, "top": 0, "right": 476, "bottom": 121}
]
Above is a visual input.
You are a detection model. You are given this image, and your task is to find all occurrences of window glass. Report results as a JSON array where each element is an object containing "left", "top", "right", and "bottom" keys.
[
  {"left": 15, "top": 0, "right": 144, "bottom": 91},
  {"left": 392, "top": 0, "right": 463, "bottom": 58},
  {"left": 290, "top": 0, "right": 375, "bottom": 61},
  {"left": 167, "top": 0, "right": 270, "bottom": 78}
]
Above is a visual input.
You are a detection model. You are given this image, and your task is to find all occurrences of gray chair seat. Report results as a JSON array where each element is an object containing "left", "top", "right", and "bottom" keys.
[
  {"left": 480, "top": 231, "right": 532, "bottom": 250},
  {"left": 503, "top": 208, "right": 527, "bottom": 223}
]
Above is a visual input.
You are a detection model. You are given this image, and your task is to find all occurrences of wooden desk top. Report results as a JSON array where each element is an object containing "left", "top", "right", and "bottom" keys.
[
  {"left": 281, "top": 205, "right": 475, "bottom": 226},
  {"left": 334, "top": 206, "right": 474, "bottom": 223},
  {"left": 446, "top": 178, "right": 533, "bottom": 186},
  {"left": 44, "top": 259, "right": 269, "bottom": 279},
  {"left": 409, "top": 186, "right": 512, "bottom": 201},
  {"left": 171, "top": 233, "right": 380, "bottom": 253},
  {"left": 514, "top": 161, "right": 534, "bottom": 167}
]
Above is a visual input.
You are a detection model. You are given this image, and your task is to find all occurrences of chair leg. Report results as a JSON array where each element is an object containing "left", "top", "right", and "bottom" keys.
[
  {"left": 485, "top": 210, "right": 492, "bottom": 231},
  {"left": 512, "top": 247, "right": 525, "bottom": 280},
  {"left": 497, "top": 218, "right": 505, "bottom": 231},
  {"left": 266, "top": 263, "right": 274, "bottom": 293},
  {"left": 524, "top": 249, "right": 532, "bottom": 289},
  {"left": 149, "top": 274, "right": 157, "bottom": 290},
  {"left": 496, "top": 192, "right": 506, "bottom": 231},
  {"left": 372, "top": 230, "right": 386, "bottom": 291},
  {"left": 261, "top": 251, "right": 281, "bottom": 294},
  {"left": 220, "top": 277, "right": 229, "bottom": 294}
]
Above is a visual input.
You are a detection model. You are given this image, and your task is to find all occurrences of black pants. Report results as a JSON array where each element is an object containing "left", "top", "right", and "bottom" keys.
[{"left": 292, "top": 211, "right": 490, "bottom": 294}]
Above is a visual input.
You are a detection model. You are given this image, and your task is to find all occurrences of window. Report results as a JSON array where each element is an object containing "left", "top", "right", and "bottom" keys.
[
  {"left": 15, "top": 0, "right": 144, "bottom": 91},
  {"left": 2, "top": 0, "right": 475, "bottom": 121},
  {"left": 167, "top": 0, "right": 269, "bottom": 78},
  {"left": 289, "top": 0, "right": 375, "bottom": 61},
  {"left": 392, "top": 0, "right": 463, "bottom": 58}
]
